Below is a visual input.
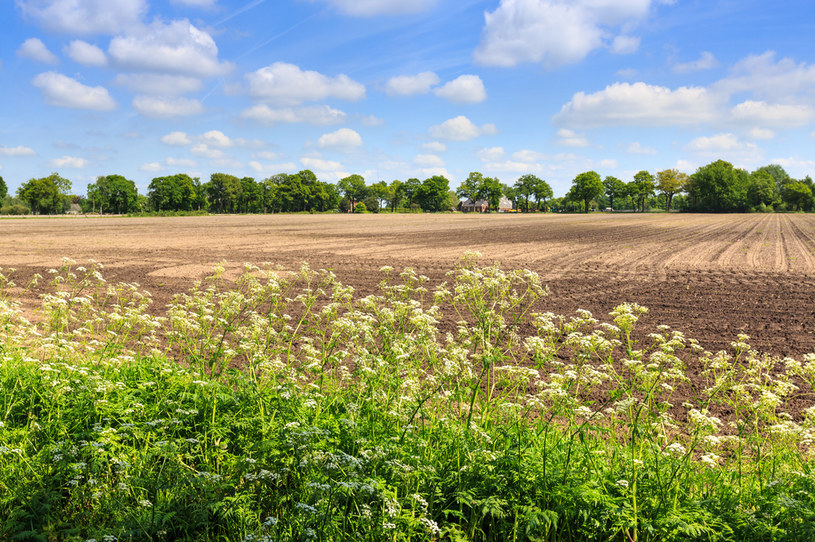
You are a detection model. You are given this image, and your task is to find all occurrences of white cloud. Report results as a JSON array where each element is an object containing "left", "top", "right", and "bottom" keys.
[
  {"left": 413, "top": 154, "right": 445, "bottom": 167},
  {"left": 433, "top": 75, "right": 487, "bottom": 104},
  {"left": 714, "top": 51, "right": 815, "bottom": 103},
  {"left": 114, "top": 73, "right": 203, "bottom": 95},
  {"left": 317, "top": 128, "right": 363, "bottom": 149},
  {"left": 313, "top": 0, "right": 436, "bottom": 16},
  {"left": 18, "top": 0, "right": 147, "bottom": 35},
  {"left": 625, "top": 141, "right": 657, "bottom": 155},
  {"left": 240, "top": 104, "right": 347, "bottom": 125},
  {"left": 200, "top": 130, "right": 233, "bottom": 148},
  {"left": 384, "top": 71, "right": 440, "bottom": 96},
  {"left": 746, "top": 128, "right": 775, "bottom": 140},
  {"left": 599, "top": 158, "right": 618, "bottom": 169},
  {"left": 512, "top": 149, "right": 546, "bottom": 162},
  {"left": 253, "top": 151, "right": 280, "bottom": 160},
  {"left": 109, "top": 19, "right": 232, "bottom": 78},
  {"left": 768, "top": 157, "right": 815, "bottom": 178},
  {"left": 729, "top": 100, "right": 815, "bottom": 128},
  {"left": 32, "top": 71, "right": 117, "bottom": 111},
  {"left": 555, "top": 128, "right": 590, "bottom": 147},
  {"left": 64, "top": 40, "right": 106, "bottom": 66},
  {"left": 132, "top": 96, "right": 204, "bottom": 118},
  {"left": 49, "top": 155, "right": 87, "bottom": 168},
  {"left": 246, "top": 62, "right": 365, "bottom": 106},
  {"left": 685, "top": 133, "right": 763, "bottom": 164},
  {"left": 17, "top": 38, "right": 59, "bottom": 64},
  {"left": 610, "top": 35, "right": 640, "bottom": 55},
  {"left": 422, "top": 141, "right": 447, "bottom": 153},
  {"left": 161, "top": 131, "right": 191, "bottom": 146},
  {"left": 166, "top": 157, "right": 197, "bottom": 167},
  {"left": 429, "top": 115, "right": 497, "bottom": 141},
  {"left": 474, "top": 0, "right": 655, "bottom": 68},
  {"left": 673, "top": 51, "right": 717, "bottom": 73},
  {"left": 477, "top": 147, "right": 505, "bottom": 161},
  {"left": 360, "top": 114, "right": 384, "bottom": 126},
  {"left": 484, "top": 160, "right": 544, "bottom": 174},
  {"left": 140, "top": 162, "right": 162, "bottom": 172},
  {"left": 299, "top": 157, "right": 349, "bottom": 181},
  {"left": 190, "top": 143, "right": 225, "bottom": 160},
  {"left": 554, "top": 82, "right": 720, "bottom": 128},
  {"left": 0, "top": 145, "right": 37, "bottom": 156}
]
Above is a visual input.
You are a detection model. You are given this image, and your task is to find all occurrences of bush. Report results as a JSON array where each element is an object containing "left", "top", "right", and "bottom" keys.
[
  {"left": 0, "top": 204, "right": 30, "bottom": 215},
  {"left": 353, "top": 201, "right": 367, "bottom": 213}
]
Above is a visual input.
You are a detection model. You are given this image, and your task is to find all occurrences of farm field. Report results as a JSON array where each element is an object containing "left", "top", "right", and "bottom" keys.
[{"left": 3, "top": 212, "right": 815, "bottom": 356}]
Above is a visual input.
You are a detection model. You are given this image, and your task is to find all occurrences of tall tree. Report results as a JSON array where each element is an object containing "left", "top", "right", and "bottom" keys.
[
  {"left": 781, "top": 181, "right": 812, "bottom": 211},
  {"left": 238, "top": 177, "right": 262, "bottom": 213},
  {"left": 87, "top": 174, "right": 138, "bottom": 214},
  {"left": 532, "top": 177, "right": 553, "bottom": 211},
  {"left": 603, "top": 176, "right": 626, "bottom": 211},
  {"left": 456, "top": 172, "right": 483, "bottom": 202},
  {"left": 655, "top": 169, "right": 687, "bottom": 212},
  {"left": 337, "top": 174, "right": 367, "bottom": 211},
  {"left": 567, "top": 171, "right": 603, "bottom": 213},
  {"left": 0, "top": 176, "right": 7, "bottom": 201},
  {"left": 631, "top": 170, "right": 656, "bottom": 212},
  {"left": 403, "top": 178, "right": 421, "bottom": 207},
  {"left": 480, "top": 175, "right": 503, "bottom": 211},
  {"left": 686, "top": 160, "right": 750, "bottom": 212},
  {"left": 513, "top": 174, "right": 538, "bottom": 212},
  {"left": 148, "top": 174, "right": 198, "bottom": 211},
  {"left": 388, "top": 179, "right": 404, "bottom": 212},
  {"left": 416, "top": 175, "right": 450, "bottom": 212},
  {"left": 205, "top": 173, "right": 241, "bottom": 213},
  {"left": 17, "top": 173, "right": 71, "bottom": 214},
  {"left": 747, "top": 170, "right": 778, "bottom": 208}
]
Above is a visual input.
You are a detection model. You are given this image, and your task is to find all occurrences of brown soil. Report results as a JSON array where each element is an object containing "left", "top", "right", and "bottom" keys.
[{"left": 3, "top": 212, "right": 815, "bottom": 357}]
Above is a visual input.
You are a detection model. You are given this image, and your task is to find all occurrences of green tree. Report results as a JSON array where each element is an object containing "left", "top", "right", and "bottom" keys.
[
  {"left": 205, "top": 173, "right": 242, "bottom": 213},
  {"left": 532, "top": 177, "right": 553, "bottom": 211},
  {"left": 568, "top": 171, "right": 603, "bottom": 213},
  {"left": 337, "top": 174, "right": 367, "bottom": 211},
  {"left": 416, "top": 175, "right": 450, "bottom": 212},
  {"left": 755, "top": 164, "right": 791, "bottom": 192},
  {"left": 686, "top": 160, "right": 750, "bottom": 212},
  {"left": 602, "top": 176, "right": 626, "bottom": 211},
  {"left": 402, "top": 178, "right": 421, "bottom": 207},
  {"left": 148, "top": 174, "right": 198, "bottom": 211},
  {"left": 513, "top": 174, "right": 538, "bottom": 212},
  {"left": 87, "top": 174, "right": 138, "bottom": 214},
  {"left": 387, "top": 180, "right": 403, "bottom": 212},
  {"left": 480, "top": 176, "right": 503, "bottom": 211},
  {"left": 781, "top": 181, "right": 812, "bottom": 211},
  {"left": 0, "top": 176, "right": 7, "bottom": 201},
  {"left": 17, "top": 173, "right": 71, "bottom": 214},
  {"left": 655, "top": 169, "right": 687, "bottom": 212},
  {"left": 456, "top": 172, "right": 483, "bottom": 202},
  {"left": 370, "top": 181, "right": 391, "bottom": 212},
  {"left": 631, "top": 170, "right": 656, "bottom": 212},
  {"left": 747, "top": 170, "right": 778, "bottom": 208}
]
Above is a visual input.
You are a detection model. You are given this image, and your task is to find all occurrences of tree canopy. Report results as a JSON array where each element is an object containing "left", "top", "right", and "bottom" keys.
[{"left": 568, "top": 171, "right": 603, "bottom": 213}]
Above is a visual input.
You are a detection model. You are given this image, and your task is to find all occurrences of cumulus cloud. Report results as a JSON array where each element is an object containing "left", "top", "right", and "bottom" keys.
[
  {"left": 422, "top": 141, "right": 447, "bottom": 153},
  {"left": 313, "top": 0, "right": 436, "bottom": 16},
  {"left": 109, "top": 19, "right": 233, "bottom": 78},
  {"left": 317, "top": 128, "right": 363, "bottom": 149},
  {"left": 132, "top": 96, "right": 204, "bottom": 118},
  {"left": 246, "top": 62, "right": 365, "bottom": 106},
  {"left": 673, "top": 51, "right": 717, "bottom": 73},
  {"left": 240, "top": 104, "right": 347, "bottom": 125},
  {"left": 729, "top": 100, "right": 815, "bottom": 128},
  {"left": 384, "top": 71, "right": 440, "bottom": 96},
  {"left": 161, "top": 131, "right": 191, "bottom": 146},
  {"left": 360, "top": 114, "right": 384, "bottom": 126},
  {"left": 433, "top": 75, "right": 487, "bottom": 104},
  {"left": 49, "top": 155, "right": 87, "bottom": 168},
  {"left": 477, "top": 147, "right": 505, "bottom": 161},
  {"left": 114, "top": 73, "right": 202, "bottom": 95},
  {"left": 140, "top": 162, "right": 162, "bottom": 172},
  {"left": 554, "top": 82, "right": 720, "bottom": 128},
  {"left": 17, "top": 38, "right": 58, "bottom": 64},
  {"left": 474, "top": 0, "right": 655, "bottom": 68},
  {"left": 190, "top": 143, "right": 225, "bottom": 160},
  {"left": 248, "top": 161, "right": 298, "bottom": 175},
  {"left": 0, "top": 145, "right": 37, "bottom": 156},
  {"left": 300, "top": 156, "right": 349, "bottom": 181},
  {"left": 413, "top": 154, "right": 445, "bottom": 167},
  {"left": 714, "top": 51, "right": 815, "bottom": 103},
  {"left": 32, "top": 71, "right": 117, "bottom": 111},
  {"left": 63, "top": 40, "right": 106, "bottom": 66},
  {"left": 625, "top": 142, "right": 657, "bottom": 155},
  {"left": 429, "top": 116, "right": 497, "bottom": 141},
  {"left": 166, "top": 157, "right": 197, "bottom": 167},
  {"left": 18, "top": 0, "right": 147, "bottom": 35},
  {"left": 200, "top": 130, "right": 233, "bottom": 148},
  {"left": 685, "top": 133, "right": 763, "bottom": 165},
  {"left": 555, "top": 128, "right": 590, "bottom": 147}
]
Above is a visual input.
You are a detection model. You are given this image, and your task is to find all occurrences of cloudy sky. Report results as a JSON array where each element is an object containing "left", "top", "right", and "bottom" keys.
[{"left": 1, "top": 0, "right": 814, "bottom": 197}]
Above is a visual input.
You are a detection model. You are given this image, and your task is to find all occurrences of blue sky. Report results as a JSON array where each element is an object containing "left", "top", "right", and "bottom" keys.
[{"left": 1, "top": 0, "right": 814, "bottom": 197}]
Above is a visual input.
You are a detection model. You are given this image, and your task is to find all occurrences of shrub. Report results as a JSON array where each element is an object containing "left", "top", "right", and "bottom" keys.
[{"left": 353, "top": 201, "right": 367, "bottom": 213}]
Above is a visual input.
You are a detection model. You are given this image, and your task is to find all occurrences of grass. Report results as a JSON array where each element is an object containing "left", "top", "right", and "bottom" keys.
[{"left": 1, "top": 255, "right": 815, "bottom": 541}]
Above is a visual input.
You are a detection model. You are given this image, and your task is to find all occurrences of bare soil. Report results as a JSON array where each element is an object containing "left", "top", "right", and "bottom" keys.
[{"left": 3, "top": 212, "right": 815, "bottom": 357}]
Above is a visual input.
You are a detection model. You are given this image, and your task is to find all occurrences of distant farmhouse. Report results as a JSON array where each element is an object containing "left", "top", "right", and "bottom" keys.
[{"left": 459, "top": 196, "right": 514, "bottom": 213}]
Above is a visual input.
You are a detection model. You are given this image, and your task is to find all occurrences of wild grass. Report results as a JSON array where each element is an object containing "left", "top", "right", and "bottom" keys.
[{"left": 1, "top": 254, "right": 814, "bottom": 541}]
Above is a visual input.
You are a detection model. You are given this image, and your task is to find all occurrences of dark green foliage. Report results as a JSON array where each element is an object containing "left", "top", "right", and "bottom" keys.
[
  {"left": 568, "top": 171, "right": 603, "bottom": 213},
  {"left": 685, "top": 160, "right": 750, "bottom": 212},
  {"left": 147, "top": 173, "right": 200, "bottom": 212},
  {"left": 87, "top": 174, "right": 139, "bottom": 214},
  {"left": 416, "top": 175, "right": 451, "bottom": 211},
  {"left": 16, "top": 172, "right": 71, "bottom": 214}
]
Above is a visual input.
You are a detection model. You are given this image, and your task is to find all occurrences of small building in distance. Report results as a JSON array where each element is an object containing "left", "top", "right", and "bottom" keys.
[{"left": 459, "top": 196, "right": 514, "bottom": 213}]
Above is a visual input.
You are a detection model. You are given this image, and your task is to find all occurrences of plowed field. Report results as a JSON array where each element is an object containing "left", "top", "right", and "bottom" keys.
[{"left": 3, "top": 212, "right": 815, "bottom": 356}]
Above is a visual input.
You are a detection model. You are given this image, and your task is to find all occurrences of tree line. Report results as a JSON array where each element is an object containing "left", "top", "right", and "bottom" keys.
[{"left": 2, "top": 159, "right": 813, "bottom": 216}]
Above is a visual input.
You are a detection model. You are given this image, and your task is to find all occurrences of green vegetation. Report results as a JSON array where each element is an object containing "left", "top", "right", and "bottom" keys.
[{"left": 2, "top": 256, "right": 815, "bottom": 541}]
